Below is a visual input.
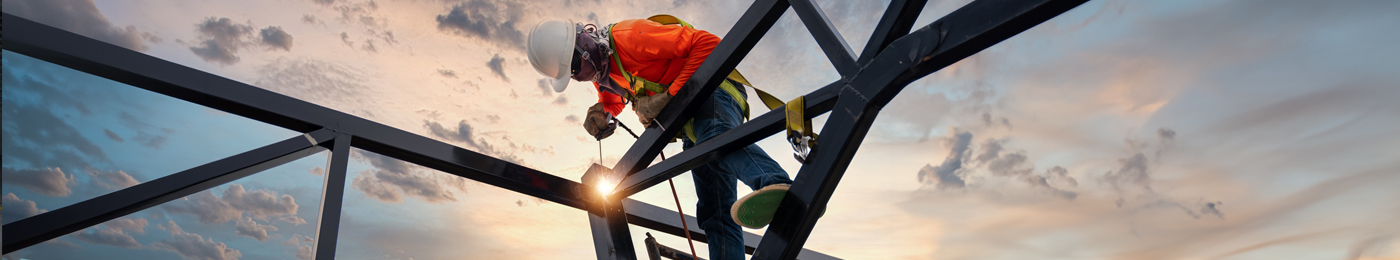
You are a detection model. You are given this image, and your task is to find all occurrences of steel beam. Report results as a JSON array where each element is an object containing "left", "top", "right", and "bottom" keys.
[
  {"left": 2, "top": 129, "right": 335, "bottom": 253},
  {"left": 622, "top": 199, "right": 840, "bottom": 260},
  {"left": 313, "top": 133, "right": 352, "bottom": 260},
  {"left": 790, "top": 0, "right": 859, "bottom": 77},
  {"left": 612, "top": 83, "right": 840, "bottom": 198},
  {"left": 2, "top": 13, "right": 590, "bottom": 210},
  {"left": 856, "top": 0, "right": 929, "bottom": 66},
  {"left": 610, "top": 0, "right": 790, "bottom": 179},
  {"left": 751, "top": 0, "right": 1088, "bottom": 259}
]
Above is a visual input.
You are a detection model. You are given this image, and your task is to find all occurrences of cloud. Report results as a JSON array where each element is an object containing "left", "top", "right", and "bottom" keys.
[
  {"left": 151, "top": 220, "right": 243, "bottom": 260},
  {"left": 309, "top": 166, "right": 325, "bottom": 176},
  {"left": 1, "top": 0, "right": 150, "bottom": 51},
  {"left": 189, "top": 17, "right": 256, "bottom": 65},
  {"left": 1, "top": 102, "right": 110, "bottom": 167},
  {"left": 438, "top": 69, "right": 458, "bottom": 78},
  {"left": 917, "top": 130, "right": 972, "bottom": 189},
  {"left": 103, "top": 217, "right": 149, "bottom": 234},
  {"left": 254, "top": 58, "right": 370, "bottom": 105},
  {"left": 162, "top": 184, "right": 305, "bottom": 225},
  {"left": 85, "top": 168, "right": 139, "bottom": 190},
  {"left": 536, "top": 79, "right": 553, "bottom": 96},
  {"left": 552, "top": 96, "right": 569, "bottom": 106},
  {"left": 565, "top": 115, "right": 580, "bottom": 124},
  {"left": 119, "top": 110, "right": 176, "bottom": 149},
  {"left": 234, "top": 217, "right": 279, "bottom": 241},
  {"left": 350, "top": 151, "right": 468, "bottom": 203},
  {"left": 188, "top": 17, "right": 296, "bottom": 65},
  {"left": 486, "top": 54, "right": 509, "bottom": 82},
  {"left": 1199, "top": 201, "right": 1224, "bottom": 219},
  {"left": 434, "top": 0, "right": 526, "bottom": 51},
  {"left": 2, "top": 193, "right": 46, "bottom": 220},
  {"left": 103, "top": 129, "right": 126, "bottom": 142},
  {"left": 73, "top": 226, "right": 142, "bottom": 249},
  {"left": 2, "top": 167, "right": 75, "bottom": 197},
  {"left": 301, "top": 14, "right": 320, "bottom": 24},
  {"left": 284, "top": 234, "right": 315, "bottom": 260},
  {"left": 260, "top": 26, "right": 294, "bottom": 51}
]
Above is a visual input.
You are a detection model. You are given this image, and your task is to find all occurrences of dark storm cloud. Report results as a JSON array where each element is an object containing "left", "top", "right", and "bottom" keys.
[
  {"left": 2, "top": 193, "right": 46, "bottom": 220},
  {"left": 1, "top": 0, "right": 150, "bottom": 51},
  {"left": 162, "top": 184, "right": 304, "bottom": 225},
  {"left": 487, "top": 54, "right": 509, "bottom": 82},
  {"left": 2, "top": 167, "right": 74, "bottom": 197},
  {"left": 917, "top": 131, "right": 972, "bottom": 189},
  {"left": 190, "top": 17, "right": 256, "bottom": 65},
  {"left": 234, "top": 217, "right": 279, "bottom": 241},
  {"left": 435, "top": 0, "right": 526, "bottom": 51},
  {"left": 151, "top": 220, "right": 243, "bottom": 260},
  {"left": 260, "top": 26, "right": 295, "bottom": 51}
]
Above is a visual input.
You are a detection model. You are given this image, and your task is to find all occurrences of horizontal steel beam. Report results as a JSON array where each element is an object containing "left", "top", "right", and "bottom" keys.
[
  {"left": 753, "top": 0, "right": 1090, "bottom": 259},
  {"left": 611, "top": 82, "right": 840, "bottom": 198},
  {"left": 622, "top": 199, "right": 839, "bottom": 260},
  {"left": 2, "top": 129, "right": 335, "bottom": 253}
]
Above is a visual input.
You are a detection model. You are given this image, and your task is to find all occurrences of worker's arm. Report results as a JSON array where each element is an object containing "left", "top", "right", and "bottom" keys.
[
  {"left": 595, "top": 82, "right": 627, "bottom": 116},
  {"left": 631, "top": 21, "right": 721, "bottom": 96}
]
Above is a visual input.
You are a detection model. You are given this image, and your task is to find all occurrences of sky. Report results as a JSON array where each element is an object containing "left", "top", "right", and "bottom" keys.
[{"left": 3, "top": 0, "right": 1399, "bottom": 259}]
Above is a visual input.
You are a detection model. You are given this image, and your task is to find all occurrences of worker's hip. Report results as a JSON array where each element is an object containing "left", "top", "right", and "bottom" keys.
[{"left": 684, "top": 80, "right": 747, "bottom": 148}]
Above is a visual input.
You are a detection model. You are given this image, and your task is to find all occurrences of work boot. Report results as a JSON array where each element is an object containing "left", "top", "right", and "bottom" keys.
[{"left": 731, "top": 184, "right": 826, "bottom": 229}]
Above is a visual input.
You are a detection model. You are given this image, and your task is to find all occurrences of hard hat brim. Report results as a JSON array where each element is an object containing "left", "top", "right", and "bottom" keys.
[{"left": 551, "top": 76, "right": 570, "bottom": 93}]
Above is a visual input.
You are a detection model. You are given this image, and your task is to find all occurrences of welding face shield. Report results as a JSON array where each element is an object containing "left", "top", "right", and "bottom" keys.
[{"left": 569, "top": 24, "right": 609, "bottom": 82}]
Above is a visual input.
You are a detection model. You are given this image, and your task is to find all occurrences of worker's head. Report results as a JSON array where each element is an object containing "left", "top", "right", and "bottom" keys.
[{"left": 528, "top": 20, "right": 609, "bottom": 93}]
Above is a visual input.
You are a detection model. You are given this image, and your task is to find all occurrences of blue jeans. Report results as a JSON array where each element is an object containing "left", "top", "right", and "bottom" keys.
[{"left": 682, "top": 84, "right": 793, "bottom": 260}]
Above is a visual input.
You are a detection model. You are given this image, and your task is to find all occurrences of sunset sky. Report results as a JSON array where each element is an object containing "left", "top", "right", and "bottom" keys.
[{"left": 4, "top": 0, "right": 1399, "bottom": 259}]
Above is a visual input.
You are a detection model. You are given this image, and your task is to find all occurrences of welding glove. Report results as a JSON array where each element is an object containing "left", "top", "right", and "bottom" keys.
[
  {"left": 633, "top": 92, "right": 672, "bottom": 128},
  {"left": 585, "top": 103, "right": 616, "bottom": 140}
]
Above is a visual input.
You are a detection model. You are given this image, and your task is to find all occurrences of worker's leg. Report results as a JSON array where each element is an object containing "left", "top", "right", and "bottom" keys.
[{"left": 684, "top": 81, "right": 792, "bottom": 260}]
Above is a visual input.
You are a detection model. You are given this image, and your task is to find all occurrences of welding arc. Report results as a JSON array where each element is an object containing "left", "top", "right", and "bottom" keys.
[{"left": 611, "top": 119, "right": 696, "bottom": 258}]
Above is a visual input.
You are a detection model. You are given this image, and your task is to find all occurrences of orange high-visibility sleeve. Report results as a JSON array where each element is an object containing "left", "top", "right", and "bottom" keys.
[{"left": 594, "top": 81, "right": 627, "bottom": 116}]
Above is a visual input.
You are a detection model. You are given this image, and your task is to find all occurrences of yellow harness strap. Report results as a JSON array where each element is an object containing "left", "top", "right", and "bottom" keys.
[{"left": 646, "top": 15, "right": 817, "bottom": 153}]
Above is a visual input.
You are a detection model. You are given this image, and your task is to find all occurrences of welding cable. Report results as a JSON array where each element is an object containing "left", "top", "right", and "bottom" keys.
[{"left": 612, "top": 120, "right": 698, "bottom": 258}]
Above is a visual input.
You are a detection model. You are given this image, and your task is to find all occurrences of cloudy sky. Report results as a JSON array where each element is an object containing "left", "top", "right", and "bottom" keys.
[{"left": 3, "top": 0, "right": 1399, "bottom": 259}]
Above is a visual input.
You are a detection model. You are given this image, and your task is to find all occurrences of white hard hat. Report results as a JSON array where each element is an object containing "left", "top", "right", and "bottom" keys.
[{"left": 527, "top": 19, "right": 577, "bottom": 93}]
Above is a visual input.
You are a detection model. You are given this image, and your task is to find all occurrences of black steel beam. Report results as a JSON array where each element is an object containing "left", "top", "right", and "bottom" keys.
[
  {"left": 752, "top": 0, "right": 1088, "bottom": 259},
  {"left": 612, "top": 83, "right": 840, "bottom": 198},
  {"left": 2, "top": 12, "right": 590, "bottom": 210},
  {"left": 588, "top": 195, "right": 638, "bottom": 260},
  {"left": 610, "top": 0, "right": 790, "bottom": 179},
  {"left": 313, "top": 133, "right": 352, "bottom": 260},
  {"left": 790, "top": 0, "right": 859, "bottom": 77},
  {"left": 2, "top": 129, "right": 335, "bottom": 253},
  {"left": 856, "top": 0, "right": 929, "bottom": 66}
]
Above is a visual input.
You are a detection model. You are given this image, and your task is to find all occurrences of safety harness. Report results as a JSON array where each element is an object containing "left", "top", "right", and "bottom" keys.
[{"left": 609, "top": 15, "right": 820, "bottom": 163}]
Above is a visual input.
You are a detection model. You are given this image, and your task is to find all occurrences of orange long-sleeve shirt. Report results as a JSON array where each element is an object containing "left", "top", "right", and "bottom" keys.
[{"left": 594, "top": 19, "right": 721, "bottom": 116}]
